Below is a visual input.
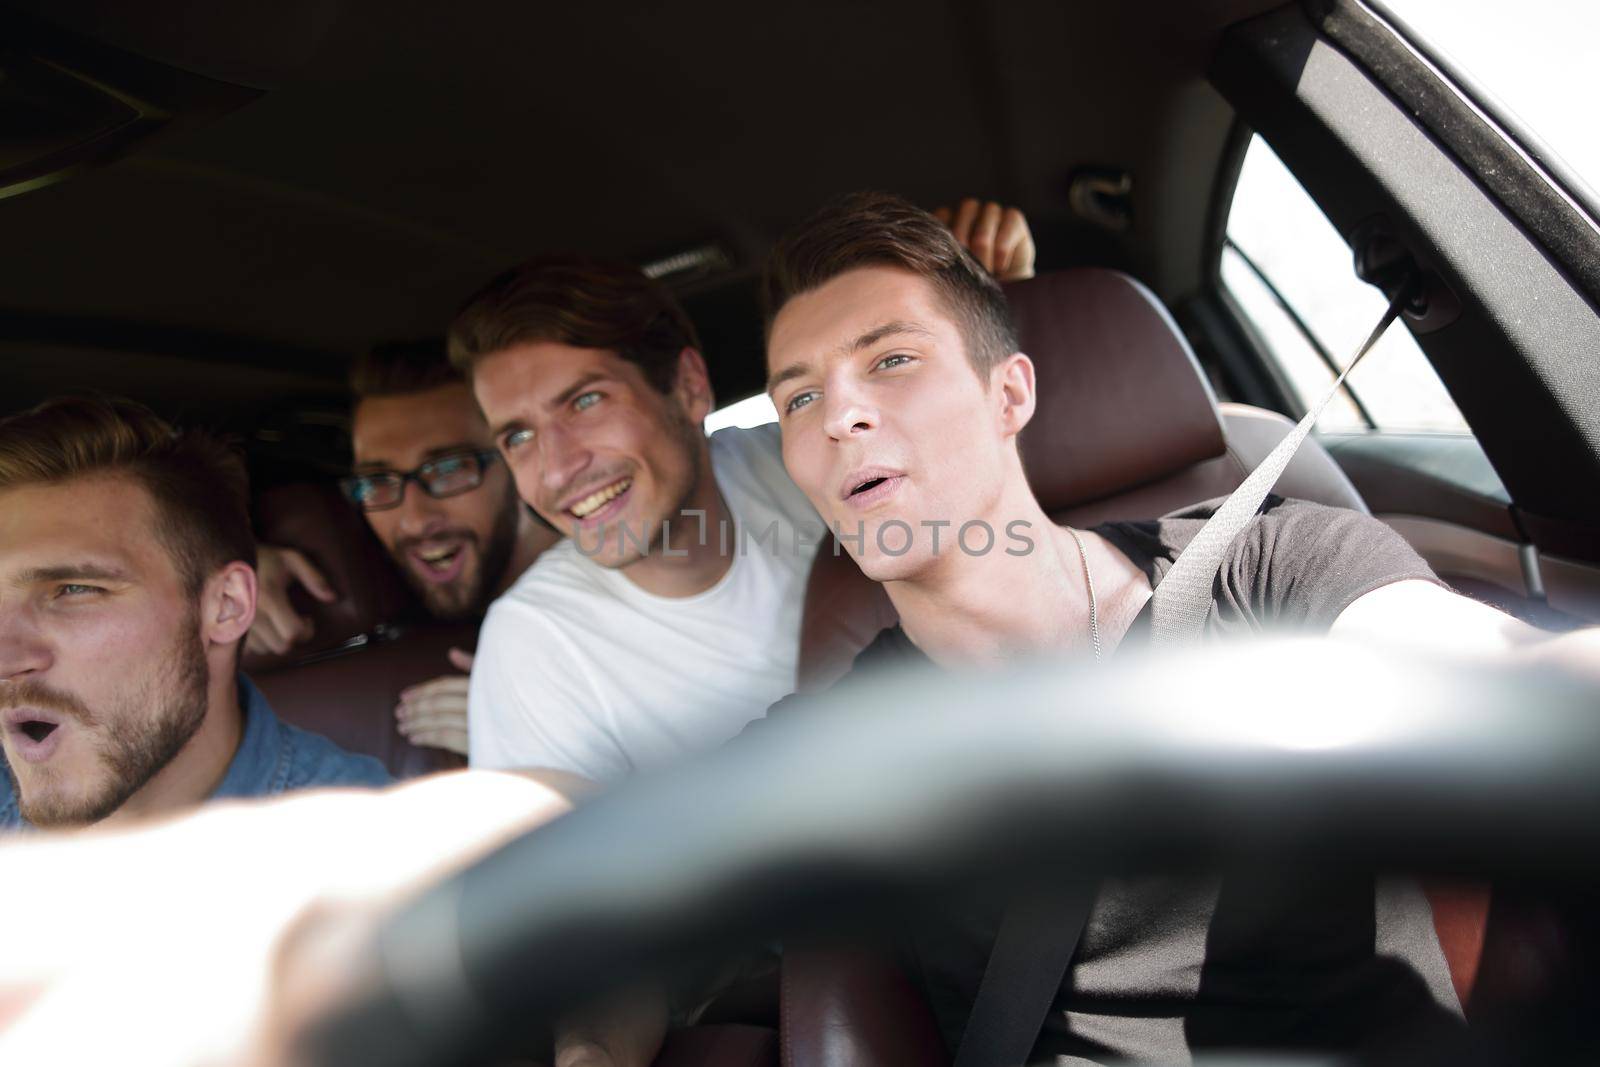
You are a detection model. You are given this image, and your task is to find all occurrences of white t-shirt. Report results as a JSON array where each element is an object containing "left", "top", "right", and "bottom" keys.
[{"left": 468, "top": 423, "right": 823, "bottom": 781}]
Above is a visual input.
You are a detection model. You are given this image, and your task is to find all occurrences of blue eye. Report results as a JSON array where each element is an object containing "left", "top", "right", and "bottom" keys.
[
  {"left": 784, "top": 391, "right": 818, "bottom": 415},
  {"left": 504, "top": 428, "right": 535, "bottom": 451},
  {"left": 55, "top": 584, "right": 100, "bottom": 599},
  {"left": 875, "top": 353, "right": 913, "bottom": 371},
  {"left": 574, "top": 391, "right": 602, "bottom": 412}
]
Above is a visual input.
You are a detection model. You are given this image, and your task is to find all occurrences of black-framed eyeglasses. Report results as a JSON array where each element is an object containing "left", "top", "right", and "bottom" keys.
[{"left": 339, "top": 449, "right": 501, "bottom": 512}]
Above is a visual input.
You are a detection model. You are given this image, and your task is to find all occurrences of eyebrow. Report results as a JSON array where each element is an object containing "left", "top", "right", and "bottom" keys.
[
  {"left": 488, "top": 418, "right": 522, "bottom": 443},
  {"left": 765, "top": 319, "right": 935, "bottom": 396},
  {"left": 853, "top": 319, "right": 934, "bottom": 351},
  {"left": 17, "top": 563, "right": 132, "bottom": 586},
  {"left": 765, "top": 361, "right": 811, "bottom": 398}
]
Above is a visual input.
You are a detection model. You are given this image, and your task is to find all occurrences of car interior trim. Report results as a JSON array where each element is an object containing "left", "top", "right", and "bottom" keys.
[
  {"left": 1307, "top": 0, "right": 1600, "bottom": 308},
  {"left": 1356, "top": 0, "right": 1600, "bottom": 240},
  {"left": 1319, "top": 433, "right": 1517, "bottom": 541},
  {"left": 1538, "top": 553, "right": 1600, "bottom": 625},
  {"left": 1518, "top": 543, "right": 1546, "bottom": 602},
  {"left": 1375, "top": 515, "right": 1531, "bottom": 600},
  {"left": 1213, "top": 3, "right": 1600, "bottom": 557}
]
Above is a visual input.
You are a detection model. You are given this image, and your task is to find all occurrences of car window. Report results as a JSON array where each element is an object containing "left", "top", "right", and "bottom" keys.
[
  {"left": 704, "top": 392, "right": 778, "bottom": 434},
  {"left": 1382, "top": 0, "right": 1599, "bottom": 199},
  {"left": 1222, "top": 134, "right": 1470, "bottom": 434}
]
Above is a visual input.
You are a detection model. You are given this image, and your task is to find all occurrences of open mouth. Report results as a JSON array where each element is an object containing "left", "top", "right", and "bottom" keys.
[
  {"left": 5, "top": 711, "right": 66, "bottom": 763},
  {"left": 567, "top": 477, "right": 633, "bottom": 521},
  {"left": 842, "top": 472, "right": 905, "bottom": 510},
  {"left": 850, "top": 477, "right": 888, "bottom": 497},
  {"left": 406, "top": 538, "right": 472, "bottom": 584},
  {"left": 416, "top": 544, "right": 462, "bottom": 571},
  {"left": 19, "top": 720, "right": 58, "bottom": 744}
]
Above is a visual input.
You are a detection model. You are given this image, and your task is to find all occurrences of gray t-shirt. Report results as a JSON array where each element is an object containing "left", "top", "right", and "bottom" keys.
[{"left": 789, "top": 497, "right": 1463, "bottom": 1063}]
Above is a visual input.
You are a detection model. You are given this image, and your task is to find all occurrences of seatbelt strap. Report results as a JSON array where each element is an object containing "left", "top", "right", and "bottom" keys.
[
  {"left": 1148, "top": 284, "right": 1413, "bottom": 647},
  {"left": 952, "top": 885, "right": 1095, "bottom": 1067}
]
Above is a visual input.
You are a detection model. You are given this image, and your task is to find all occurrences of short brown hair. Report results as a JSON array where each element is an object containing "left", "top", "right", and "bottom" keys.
[
  {"left": 763, "top": 191, "right": 1019, "bottom": 377},
  {"left": 350, "top": 340, "right": 462, "bottom": 399},
  {"left": 0, "top": 396, "right": 256, "bottom": 593},
  {"left": 447, "top": 254, "right": 701, "bottom": 393}
]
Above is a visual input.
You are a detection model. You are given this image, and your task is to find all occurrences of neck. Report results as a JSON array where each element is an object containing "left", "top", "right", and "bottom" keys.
[
  {"left": 498, "top": 513, "right": 563, "bottom": 598},
  {"left": 103, "top": 667, "right": 243, "bottom": 826},
  {"left": 886, "top": 484, "right": 1096, "bottom": 669},
  {"left": 621, "top": 441, "right": 736, "bottom": 599}
]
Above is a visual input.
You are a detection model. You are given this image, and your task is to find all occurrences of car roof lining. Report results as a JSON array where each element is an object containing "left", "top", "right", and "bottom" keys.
[{"left": 1, "top": 0, "right": 1283, "bottom": 411}]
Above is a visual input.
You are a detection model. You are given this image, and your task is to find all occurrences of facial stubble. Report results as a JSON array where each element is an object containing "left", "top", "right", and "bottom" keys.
[{"left": 9, "top": 611, "right": 210, "bottom": 828}]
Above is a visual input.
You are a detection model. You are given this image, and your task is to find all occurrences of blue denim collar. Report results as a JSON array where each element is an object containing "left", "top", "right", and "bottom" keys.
[{"left": 212, "top": 675, "right": 296, "bottom": 800}]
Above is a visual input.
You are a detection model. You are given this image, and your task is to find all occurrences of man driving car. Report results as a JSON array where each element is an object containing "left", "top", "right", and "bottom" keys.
[
  {"left": 756, "top": 191, "right": 1600, "bottom": 1060},
  {"left": 0, "top": 397, "right": 389, "bottom": 832}
]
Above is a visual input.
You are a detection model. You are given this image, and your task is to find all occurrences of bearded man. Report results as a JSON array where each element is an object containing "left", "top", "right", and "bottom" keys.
[{"left": 0, "top": 396, "right": 388, "bottom": 832}]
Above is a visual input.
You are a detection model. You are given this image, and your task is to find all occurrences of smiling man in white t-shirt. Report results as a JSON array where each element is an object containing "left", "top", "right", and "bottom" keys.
[{"left": 452, "top": 204, "right": 1034, "bottom": 783}]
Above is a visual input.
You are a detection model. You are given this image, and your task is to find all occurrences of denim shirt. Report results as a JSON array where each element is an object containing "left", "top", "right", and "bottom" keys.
[{"left": 1, "top": 675, "right": 390, "bottom": 831}]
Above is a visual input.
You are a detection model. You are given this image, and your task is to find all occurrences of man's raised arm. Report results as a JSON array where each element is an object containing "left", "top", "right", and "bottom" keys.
[{"left": 1334, "top": 579, "right": 1600, "bottom": 684}]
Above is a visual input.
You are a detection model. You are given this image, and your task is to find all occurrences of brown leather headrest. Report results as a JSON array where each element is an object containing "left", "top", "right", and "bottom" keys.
[
  {"left": 1006, "top": 269, "right": 1227, "bottom": 510},
  {"left": 242, "top": 481, "right": 413, "bottom": 674}
]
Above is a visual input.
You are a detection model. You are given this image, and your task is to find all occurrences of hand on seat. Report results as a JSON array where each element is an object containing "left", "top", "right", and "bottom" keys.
[
  {"left": 396, "top": 647, "right": 475, "bottom": 755},
  {"left": 933, "top": 198, "right": 1036, "bottom": 281},
  {"left": 246, "top": 544, "right": 338, "bottom": 657}
]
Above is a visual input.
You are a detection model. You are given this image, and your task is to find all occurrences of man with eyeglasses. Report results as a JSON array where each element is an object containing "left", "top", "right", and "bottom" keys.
[{"left": 249, "top": 342, "right": 560, "bottom": 754}]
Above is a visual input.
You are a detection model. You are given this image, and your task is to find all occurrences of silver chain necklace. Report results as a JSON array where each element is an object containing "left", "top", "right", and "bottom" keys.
[{"left": 1065, "top": 526, "right": 1101, "bottom": 662}]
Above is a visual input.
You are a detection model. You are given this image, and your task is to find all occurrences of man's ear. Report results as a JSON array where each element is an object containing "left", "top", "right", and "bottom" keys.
[
  {"left": 671, "top": 347, "right": 716, "bottom": 425},
  {"left": 993, "top": 352, "right": 1037, "bottom": 439},
  {"left": 202, "top": 562, "right": 258, "bottom": 651}
]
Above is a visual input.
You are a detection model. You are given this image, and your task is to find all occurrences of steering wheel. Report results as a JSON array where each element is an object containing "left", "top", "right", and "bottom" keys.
[{"left": 295, "top": 639, "right": 1600, "bottom": 1066}]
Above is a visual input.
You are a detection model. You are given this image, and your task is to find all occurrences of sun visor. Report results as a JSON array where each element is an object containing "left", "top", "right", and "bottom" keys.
[{"left": 0, "top": 5, "right": 330, "bottom": 202}]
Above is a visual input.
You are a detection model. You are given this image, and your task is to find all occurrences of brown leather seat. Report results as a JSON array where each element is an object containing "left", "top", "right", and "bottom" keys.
[
  {"left": 797, "top": 267, "right": 1367, "bottom": 692},
  {"left": 652, "top": 948, "right": 947, "bottom": 1067},
  {"left": 779, "top": 948, "right": 947, "bottom": 1067},
  {"left": 653, "top": 1024, "right": 778, "bottom": 1067},
  {"left": 243, "top": 481, "right": 469, "bottom": 778}
]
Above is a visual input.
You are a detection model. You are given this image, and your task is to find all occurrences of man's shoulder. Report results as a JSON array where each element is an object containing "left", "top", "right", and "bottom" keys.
[
  {"left": 235, "top": 677, "right": 391, "bottom": 793},
  {"left": 474, "top": 551, "right": 611, "bottom": 685},
  {"left": 1164, "top": 492, "right": 1350, "bottom": 535},
  {"left": 708, "top": 422, "right": 784, "bottom": 491},
  {"left": 1106, "top": 495, "right": 1367, "bottom": 566},
  {"left": 708, "top": 422, "right": 818, "bottom": 529},
  {"left": 708, "top": 420, "right": 782, "bottom": 461},
  {"left": 1107, "top": 495, "right": 1435, "bottom": 634},
  {"left": 277, "top": 715, "right": 392, "bottom": 790},
  {"left": 494, "top": 538, "right": 615, "bottom": 614}
]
